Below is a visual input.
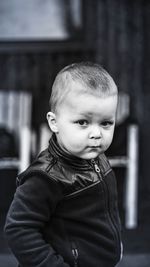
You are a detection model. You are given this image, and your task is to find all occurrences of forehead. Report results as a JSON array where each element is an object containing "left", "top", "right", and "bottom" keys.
[
  {"left": 53, "top": 73, "right": 117, "bottom": 112},
  {"left": 58, "top": 90, "right": 118, "bottom": 118}
]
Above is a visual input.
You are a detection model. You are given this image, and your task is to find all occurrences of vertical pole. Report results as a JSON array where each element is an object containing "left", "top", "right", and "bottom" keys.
[
  {"left": 19, "top": 127, "right": 31, "bottom": 173},
  {"left": 125, "top": 125, "right": 139, "bottom": 228}
]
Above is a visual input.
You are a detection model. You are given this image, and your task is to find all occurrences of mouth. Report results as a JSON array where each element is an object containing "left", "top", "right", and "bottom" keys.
[{"left": 89, "top": 145, "right": 101, "bottom": 149}]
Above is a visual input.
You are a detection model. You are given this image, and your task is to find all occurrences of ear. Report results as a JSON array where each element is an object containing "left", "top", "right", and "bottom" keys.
[{"left": 47, "top": 112, "right": 58, "bottom": 133}]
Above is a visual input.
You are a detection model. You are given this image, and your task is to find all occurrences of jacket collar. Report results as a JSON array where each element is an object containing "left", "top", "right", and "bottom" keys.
[{"left": 48, "top": 134, "right": 92, "bottom": 171}]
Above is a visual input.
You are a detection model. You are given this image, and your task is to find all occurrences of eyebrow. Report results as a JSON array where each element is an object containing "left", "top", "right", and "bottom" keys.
[
  {"left": 76, "top": 112, "right": 93, "bottom": 118},
  {"left": 78, "top": 112, "right": 115, "bottom": 118}
]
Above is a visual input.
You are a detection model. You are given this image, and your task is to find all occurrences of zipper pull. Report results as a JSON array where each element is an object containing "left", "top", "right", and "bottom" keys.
[
  {"left": 72, "top": 248, "right": 78, "bottom": 267},
  {"left": 91, "top": 159, "right": 100, "bottom": 173}
]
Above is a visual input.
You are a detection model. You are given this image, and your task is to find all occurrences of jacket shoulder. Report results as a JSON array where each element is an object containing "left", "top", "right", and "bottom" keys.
[{"left": 17, "top": 148, "right": 56, "bottom": 186}]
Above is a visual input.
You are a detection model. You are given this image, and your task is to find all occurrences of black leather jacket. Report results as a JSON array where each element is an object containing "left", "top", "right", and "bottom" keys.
[{"left": 5, "top": 135, "right": 122, "bottom": 267}]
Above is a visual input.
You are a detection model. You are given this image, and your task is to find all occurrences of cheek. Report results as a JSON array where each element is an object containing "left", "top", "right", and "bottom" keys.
[
  {"left": 65, "top": 132, "right": 86, "bottom": 148},
  {"left": 57, "top": 123, "right": 87, "bottom": 145},
  {"left": 103, "top": 130, "right": 114, "bottom": 144},
  {"left": 59, "top": 128, "right": 79, "bottom": 142}
]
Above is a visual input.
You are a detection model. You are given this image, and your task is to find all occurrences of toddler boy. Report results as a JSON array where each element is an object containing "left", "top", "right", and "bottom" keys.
[{"left": 5, "top": 62, "right": 122, "bottom": 267}]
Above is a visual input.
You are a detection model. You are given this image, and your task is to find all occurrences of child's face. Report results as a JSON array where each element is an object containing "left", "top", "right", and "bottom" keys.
[{"left": 50, "top": 85, "right": 118, "bottom": 160}]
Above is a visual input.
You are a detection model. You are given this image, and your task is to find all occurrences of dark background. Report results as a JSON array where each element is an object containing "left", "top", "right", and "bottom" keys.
[{"left": 0, "top": 1, "right": 150, "bottom": 266}]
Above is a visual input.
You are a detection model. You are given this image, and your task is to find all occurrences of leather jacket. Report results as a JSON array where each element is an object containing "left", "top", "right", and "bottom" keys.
[{"left": 5, "top": 134, "right": 122, "bottom": 267}]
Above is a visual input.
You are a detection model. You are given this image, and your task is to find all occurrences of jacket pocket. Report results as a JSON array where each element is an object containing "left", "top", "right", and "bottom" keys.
[{"left": 71, "top": 241, "right": 79, "bottom": 267}]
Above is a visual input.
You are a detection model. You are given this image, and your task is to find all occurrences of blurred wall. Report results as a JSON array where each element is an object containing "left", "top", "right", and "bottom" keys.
[
  {"left": 94, "top": 0, "right": 150, "bottom": 223},
  {"left": 0, "top": 0, "right": 150, "bottom": 224}
]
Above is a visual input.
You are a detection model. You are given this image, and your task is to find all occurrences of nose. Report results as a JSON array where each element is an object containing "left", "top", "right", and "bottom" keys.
[{"left": 89, "top": 125, "right": 101, "bottom": 139}]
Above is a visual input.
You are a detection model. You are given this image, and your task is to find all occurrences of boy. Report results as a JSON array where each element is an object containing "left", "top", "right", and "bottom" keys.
[{"left": 5, "top": 62, "right": 122, "bottom": 267}]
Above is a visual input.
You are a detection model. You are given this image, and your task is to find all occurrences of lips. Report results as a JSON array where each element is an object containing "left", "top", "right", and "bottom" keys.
[{"left": 89, "top": 145, "right": 101, "bottom": 148}]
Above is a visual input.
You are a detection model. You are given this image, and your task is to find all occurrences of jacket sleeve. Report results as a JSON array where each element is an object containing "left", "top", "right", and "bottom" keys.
[{"left": 4, "top": 174, "right": 70, "bottom": 267}]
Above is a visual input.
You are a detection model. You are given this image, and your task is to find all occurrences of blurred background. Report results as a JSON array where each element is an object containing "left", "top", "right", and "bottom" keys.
[{"left": 0, "top": 0, "right": 150, "bottom": 266}]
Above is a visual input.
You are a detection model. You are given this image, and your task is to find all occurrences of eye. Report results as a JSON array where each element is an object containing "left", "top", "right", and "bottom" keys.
[
  {"left": 101, "top": 120, "right": 114, "bottom": 128},
  {"left": 76, "top": 119, "right": 88, "bottom": 126}
]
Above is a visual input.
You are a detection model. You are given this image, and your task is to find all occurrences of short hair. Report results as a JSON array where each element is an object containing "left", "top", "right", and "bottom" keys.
[{"left": 49, "top": 61, "right": 118, "bottom": 113}]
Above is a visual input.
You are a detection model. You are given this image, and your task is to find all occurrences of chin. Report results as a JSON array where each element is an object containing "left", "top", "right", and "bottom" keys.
[{"left": 81, "top": 152, "right": 101, "bottom": 160}]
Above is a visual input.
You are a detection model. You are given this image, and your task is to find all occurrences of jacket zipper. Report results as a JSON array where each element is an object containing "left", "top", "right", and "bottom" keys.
[
  {"left": 71, "top": 242, "right": 78, "bottom": 267},
  {"left": 90, "top": 159, "right": 103, "bottom": 181},
  {"left": 104, "top": 180, "right": 121, "bottom": 260},
  {"left": 91, "top": 159, "right": 121, "bottom": 260}
]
